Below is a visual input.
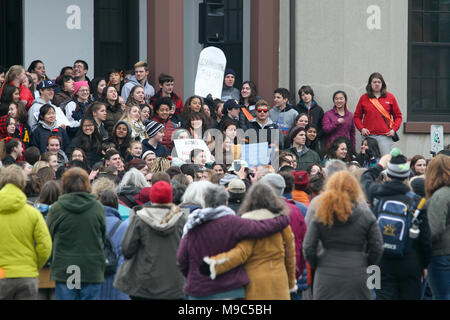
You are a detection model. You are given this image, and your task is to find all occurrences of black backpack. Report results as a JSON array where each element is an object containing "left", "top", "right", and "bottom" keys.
[{"left": 104, "top": 220, "right": 122, "bottom": 276}]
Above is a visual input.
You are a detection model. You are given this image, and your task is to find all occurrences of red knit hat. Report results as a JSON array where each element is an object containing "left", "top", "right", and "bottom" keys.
[
  {"left": 292, "top": 170, "right": 309, "bottom": 191},
  {"left": 134, "top": 187, "right": 152, "bottom": 205},
  {"left": 150, "top": 181, "right": 173, "bottom": 204}
]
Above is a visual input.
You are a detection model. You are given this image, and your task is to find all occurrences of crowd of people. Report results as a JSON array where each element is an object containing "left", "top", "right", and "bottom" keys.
[{"left": 0, "top": 60, "right": 449, "bottom": 300}]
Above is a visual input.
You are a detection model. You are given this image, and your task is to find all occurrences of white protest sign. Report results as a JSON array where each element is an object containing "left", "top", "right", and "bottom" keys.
[
  {"left": 431, "top": 125, "right": 444, "bottom": 154},
  {"left": 173, "top": 139, "right": 213, "bottom": 162},
  {"left": 194, "top": 46, "right": 227, "bottom": 99}
]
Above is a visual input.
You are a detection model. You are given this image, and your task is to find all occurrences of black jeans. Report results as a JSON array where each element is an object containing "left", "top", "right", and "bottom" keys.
[{"left": 375, "top": 257, "right": 423, "bottom": 300}]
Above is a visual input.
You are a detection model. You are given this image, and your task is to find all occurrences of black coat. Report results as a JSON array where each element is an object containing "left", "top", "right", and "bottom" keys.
[{"left": 361, "top": 165, "right": 432, "bottom": 270}]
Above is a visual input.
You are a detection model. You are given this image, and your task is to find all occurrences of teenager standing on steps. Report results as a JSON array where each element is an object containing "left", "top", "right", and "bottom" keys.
[{"left": 354, "top": 72, "right": 402, "bottom": 156}]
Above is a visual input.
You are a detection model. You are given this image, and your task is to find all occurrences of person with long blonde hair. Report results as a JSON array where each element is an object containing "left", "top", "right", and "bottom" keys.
[
  {"left": 303, "top": 170, "right": 383, "bottom": 300},
  {"left": 424, "top": 154, "right": 450, "bottom": 300},
  {"left": 120, "top": 104, "right": 148, "bottom": 141}
]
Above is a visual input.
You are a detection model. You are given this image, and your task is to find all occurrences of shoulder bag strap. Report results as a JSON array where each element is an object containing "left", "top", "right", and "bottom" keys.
[
  {"left": 241, "top": 107, "right": 254, "bottom": 121},
  {"left": 369, "top": 98, "right": 394, "bottom": 129},
  {"left": 107, "top": 220, "right": 123, "bottom": 239}
]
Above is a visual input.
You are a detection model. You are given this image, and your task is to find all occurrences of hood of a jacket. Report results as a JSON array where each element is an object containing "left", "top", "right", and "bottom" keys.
[
  {"left": 112, "top": 120, "right": 132, "bottom": 141},
  {"left": 105, "top": 205, "right": 122, "bottom": 220},
  {"left": 219, "top": 173, "right": 239, "bottom": 186},
  {"left": 136, "top": 204, "right": 184, "bottom": 235},
  {"left": 0, "top": 184, "right": 26, "bottom": 214},
  {"left": 273, "top": 103, "right": 295, "bottom": 113},
  {"left": 250, "top": 117, "right": 274, "bottom": 128},
  {"left": 128, "top": 75, "right": 149, "bottom": 89},
  {"left": 38, "top": 120, "right": 58, "bottom": 131},
  {"left": 373, "top": 180, "right": 411, "bottom": 198},
  {"left": 241, "top": 209, "right": 279, "bottom": 221},
  {"left": 117, "top": 185, "right": 140, "bottom": 197},
  {"left": 296, "top": 100, "right": 318, "bottom": 111},
  {"left": 57, "top": 192, "right": 98, "bottom": 213}
]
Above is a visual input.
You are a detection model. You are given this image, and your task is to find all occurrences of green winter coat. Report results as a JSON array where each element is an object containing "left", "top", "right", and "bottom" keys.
[
  {"left": 46, "top": 192, "right": 106, "bottom": 283},
  {"left": 288, "top": 146, "right": 321, "bottom": 171},
  {"left": 0, "top": 184, "right": 52, "bottom": 278},
  {"left": 427, "top": 186, "right": 450, "bottom": 256}
]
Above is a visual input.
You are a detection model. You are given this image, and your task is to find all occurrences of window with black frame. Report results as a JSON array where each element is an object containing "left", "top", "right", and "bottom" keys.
[{"left": 408, "top": 0, "right": 450, "bottom": 121}]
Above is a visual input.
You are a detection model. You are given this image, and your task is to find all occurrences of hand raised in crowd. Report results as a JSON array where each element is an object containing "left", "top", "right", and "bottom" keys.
[
  {"left": 89, "top": 169, "right": 99, "bottom": 181},
  {"left": 378, "top": 153, "right": 392, "bottom": 169}
]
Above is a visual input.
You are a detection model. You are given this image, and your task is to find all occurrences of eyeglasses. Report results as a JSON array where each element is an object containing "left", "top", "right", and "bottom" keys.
[{"left": 257, "top": 109, "right": 269, "bottom": 113}]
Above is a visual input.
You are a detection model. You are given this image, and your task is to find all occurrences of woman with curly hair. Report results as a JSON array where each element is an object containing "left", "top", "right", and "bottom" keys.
[
  {"left": 303, "top": 170, "right": 383, "bottom": 300},
  {"left": 323, "top": 136, "right": 355, "bottom": 165},
  {"left": 149, "top": 157, "right": 171, "bottom": 174},
  {"left": 180, "top": 95, "right": 211, "bottom": 128}
]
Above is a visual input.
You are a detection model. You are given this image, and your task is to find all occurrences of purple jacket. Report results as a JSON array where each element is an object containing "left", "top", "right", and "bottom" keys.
[
  {"left": 322, "top": 107, "right": 356, "bottom": 151},
  {"left": 177, "top": 214, "right": 290, "bottom": 297}
]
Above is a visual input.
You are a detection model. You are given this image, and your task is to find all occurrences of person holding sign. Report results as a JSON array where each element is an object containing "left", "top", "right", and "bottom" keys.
[{"left": 354, "top": 72, "right": 402, "bottom": 156}]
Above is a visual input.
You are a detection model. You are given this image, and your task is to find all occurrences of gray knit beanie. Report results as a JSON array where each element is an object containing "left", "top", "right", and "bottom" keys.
[
  {"left": 387, "top": 148, "right": 410, "bottom": 179},
  {"left": 260, "top": 173, "right": 286, "bottom": 196}
]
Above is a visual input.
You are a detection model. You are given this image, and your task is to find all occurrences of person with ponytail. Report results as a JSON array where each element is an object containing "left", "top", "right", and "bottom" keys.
[
  {"left": 303, "top": 170, "right": 383, "bottom": 299},
  {"left": 0, "top": 65, "right": 34, "bottom": 109},
  {"left": 0, "top": 137, "right": 23, "bottom": 166}
]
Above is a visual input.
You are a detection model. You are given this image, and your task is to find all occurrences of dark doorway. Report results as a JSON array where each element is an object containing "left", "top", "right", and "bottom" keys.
[
  {"left": 94, "top": 0, "right": 139, "bottom": 78},
  {"left": 0, "top": 0, "right": 23, "bottom": 68},
  {"left": 200, "top": 0, "right": 244, "bottom": 88}
]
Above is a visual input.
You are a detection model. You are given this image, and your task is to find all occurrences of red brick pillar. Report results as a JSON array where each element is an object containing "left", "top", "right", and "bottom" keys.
[
  {"left": 147, "top": 0, "right": 184, "bottom": 99},
  {"left": 250, "top": 0, "right": 280, "bottom": 102}
]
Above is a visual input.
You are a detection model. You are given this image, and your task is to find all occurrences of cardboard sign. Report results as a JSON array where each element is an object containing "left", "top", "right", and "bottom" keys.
[
  {"left": 194, "top": 46, "right": 227, "bottom": 99},
  {"left": 173, "top": 139, "right": 213, "bottom": 162}
]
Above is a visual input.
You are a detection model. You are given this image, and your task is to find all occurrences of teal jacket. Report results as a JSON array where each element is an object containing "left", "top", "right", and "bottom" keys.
[{"left": 47, "top": 192, "right": 106, "bottom": 283}]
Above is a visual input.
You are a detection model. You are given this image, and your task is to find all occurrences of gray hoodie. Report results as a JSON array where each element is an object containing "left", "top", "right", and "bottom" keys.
[
  {"left": 28, "top": 97, "right": 69, "bottom": 131},
  {"left": 113, "top": 204, "right": 186, "bottom": 299},
  {"left": 269, "top": 104, "right": 299, "bottom": 136},
  {"left": 121, "top": 75, "right": 155, "bottom": 104}
]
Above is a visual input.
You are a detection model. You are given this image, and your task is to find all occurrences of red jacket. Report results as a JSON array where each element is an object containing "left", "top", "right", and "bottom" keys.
[
  {"left": 354, "top": 92, "right": 402, "bottom": 136},
  {"left": 8, "top": 82, "right": 34, "bottom": 110},
  {"left": 152, "top": 116, "right": 176, "bottom": 151}
]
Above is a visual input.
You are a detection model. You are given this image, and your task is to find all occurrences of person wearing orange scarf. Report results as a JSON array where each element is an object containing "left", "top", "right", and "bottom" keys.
[{"left": 292, "top": 170, "right": 310, "bottom": 207}]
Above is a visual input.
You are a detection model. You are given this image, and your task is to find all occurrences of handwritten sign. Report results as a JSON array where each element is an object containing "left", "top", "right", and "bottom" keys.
[
  {"left": 173, "top": 139, "right": 213, "bottom": 162},
  {"left": 194, "top": 47, "right": 227, "bottom": 99}
]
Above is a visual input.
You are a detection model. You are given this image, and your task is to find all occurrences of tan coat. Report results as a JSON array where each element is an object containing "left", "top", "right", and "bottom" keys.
[{"left": 206, "top": 209, "right": 296, "bottom": 300}]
